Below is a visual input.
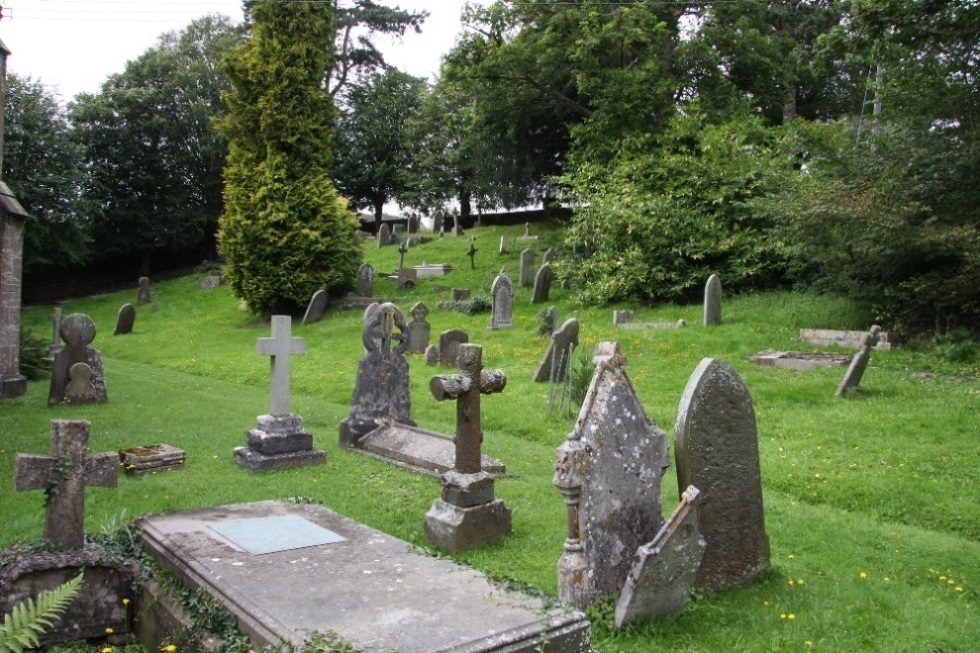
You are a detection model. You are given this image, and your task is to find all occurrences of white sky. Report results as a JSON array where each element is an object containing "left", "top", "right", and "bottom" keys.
[{"left": 0, "top": 0, "right": 485, "bottom": 104}]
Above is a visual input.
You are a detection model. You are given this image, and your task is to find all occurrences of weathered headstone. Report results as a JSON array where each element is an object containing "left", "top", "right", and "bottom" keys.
[
  {"left": 518, "top": 222, "right": 539, "bottom": 240},
  {"left": 302, "top": 289, "right": 328, "bottom": 325},
  {"left": 432, "top": 211, "right": 444, "bottom": 234},
  {"left": 519, "top": 249, "right": 536, "bottom": 287},
  {"left": 424, "top": 343, "right": 440, "bottom": 366},
  {"left": 425, "top": 344, "right": 511, "bottom": 552},
  {"left": 235, "top": 316, "right": 324, "bottom": 471},
  {"left": 199, "top": 274, "right": 223, "bottom": 289},
  {"left": 113, "top": 303, "right": 136, "bottom": 335},
  {"left": 0, "top": 181, "right": 29, "bottom": 399},
  {"left": 499, "top": 236, "right": 508, "bottom": 255},
  {"left": 451, "top": 288, "right": 470, "bottom": 302},
  {"left": 407, "top": 301, "right": 431, "bottom": 354},
  {"left": 397, "top": 267, "right": 417, "bottom": 291},
  {"left": 532, "top": 318, "right": 579, "bottom": 382},
  {"left": 489, "top": 269, "right": 514, "bottom": 330},
  {"left": 539, "top": 305, "right": 560, "bottom": 335},
  {"left": 137, "top": 276, "right": 151, "bottom": 305},
  {"left": 377, "top": 223, "right": 392, "bottom": 248},
  {"left": 531, "top": 263, "right": 553, "bottom": 304},
  {"left": 543, "top": 248, "right": 556, "bottom": 264},
  {"left": 339, "top": 303, "right": 416, "bottom": 447},
  {"left": 452, "top": 220, "right": 464, "bottom": 237},
  {"left": 835, "top": 325, "right": 882, "bottom": 397},
  {"left": 15, "top": 419, "right": 119, "bottom": 549},
  {"left": 553, "top": 342, "right": 670, "bottom": 608},
  {"left": 674, "top": 358, "right": 770, "bottom": 591},
  {"left": 703, "top": 274, "right": 722, "bottom": 326},
  {"left": 64, "top": 363, "right": 98, "bottom": 403},
  {"left": 613, "top": 310, "right": 636, "bottom": 326},
  {"left": 357, "top": 263, "right": 375, "bottom": 297},
  {"left": 439, "top": 329, "right": 469, "bottom": 367},
  {"left": 48, "top": 313, "right": 108, "bottom": 406}
]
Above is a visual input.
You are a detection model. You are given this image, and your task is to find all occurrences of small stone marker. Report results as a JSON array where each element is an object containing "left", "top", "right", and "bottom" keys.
[
  {"left": 357, "top": 263, "right": 375, "bottom": 297},
  {"left": 302, "top": 289, "right": 328, "bottom": 325},
  {"left": 674, "top": 358, "right": 770, "bottom": 591},
  {"left": 519, "top": 249, "right": 535, "bottom": 287},
  {"left": 518, "top": 222, "right": 539, "bottom": 240},
  {"left": 397, "top": 267, "right": 417, "bottom": 291},
  {"left": 339, "top": 303, "right": 416, "bottom": 447},
  {"left": 703, "top": 274, "right": 722, "bottom": 326},
  {"left": 425, "top": 343, "right": 511, "bottom": 552},
  {"left": 119, "top": 444, "right": 186, "bottom": 475},
  {"left": 48, "top": 306, "right": 62, "bottom": 355},
  {"left": 439, "top": 329, "right": 469, "bottom": 367},
  {"left": 15, "top": 420, "right": 119, "bottom": 549},
  {"left": 614, "top": 486, "right": 706, "bottom": 626},
  {"left": 113, "top": 303, "right": 136, "bottom": 335},
  {"left": 424, "top": 343, "right": 439, "bottom": 365},
  {"left": 137, "top": 276, "right": 151, "bottom": 305},
  {"left": 499, "top": 236, "right": 508, "bottom": 255},
  {"left": 49, "top": 313, "right": 108, "bottom": 406},
  {"left": 451, "top": 288, "right": 470, "bottom": 302},
  {"left": 407, "top": 301, "right": 431, "bottom": 354},
  {"left": 199, "top": 274, "right": 223, "bottom": 289},
  {"left": 835, "top": 325, "right": 882, "bottom": 397},
  {"left": 532, "top": 317, "right": 579, "bottom": 382},
  {"left": 466, "top": 243, "right": 478, "bottom": 269},
  {"left": 531, "top": 263, "right": 553, "bottom": 304},
  {"left": 543, "top": 247, "right": 556, "bottom": 263},
  {"left": 489, "top": 269, "right": 514, "bottom": 330},
  {"left": 377, "top": 223, "right": 391, "bottom": 248},
  {"left": 553, "top": 342, "right": 670, "bottom": 608},
  {"left": 613, "top": 310, "right": 635, "bottom": 326},
  {"left": 452, "top": 220, "right": 464, "bottom": 237}
]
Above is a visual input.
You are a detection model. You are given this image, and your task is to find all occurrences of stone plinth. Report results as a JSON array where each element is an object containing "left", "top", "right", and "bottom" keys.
[{"left": 235, "top": 415, "right": 324, "bottom": 471}]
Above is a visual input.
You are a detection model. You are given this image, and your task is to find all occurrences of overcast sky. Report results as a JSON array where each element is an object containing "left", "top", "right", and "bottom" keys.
[{"left": 0, "top": 0, "right": 485, "bottom": 104}]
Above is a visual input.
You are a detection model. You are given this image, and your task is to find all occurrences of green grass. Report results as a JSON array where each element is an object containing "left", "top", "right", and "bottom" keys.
[{"left": 2, "top": 222, "right": 978, "bottom": 652}]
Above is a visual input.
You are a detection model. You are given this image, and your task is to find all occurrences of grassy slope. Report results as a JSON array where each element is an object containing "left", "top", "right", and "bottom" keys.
[{"left": 2, "top": 222, "right": 977, "bottom": 652}]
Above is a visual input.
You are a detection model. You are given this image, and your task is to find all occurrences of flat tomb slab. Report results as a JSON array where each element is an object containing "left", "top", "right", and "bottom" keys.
[
  {"left": 138, "top": 501, "right": 589, "bottom": 653},
  {"left": 799, "top": 328, "right": 897, "bottom": 351},
  {"left": 358, "top": 423, "right": 506, "bottom": 477},
  {"left": 749, "top": 350, "right": 852, "bottom": 371},
  {"left": 119, "top": 444, "right": 186, "bottom": 475}
]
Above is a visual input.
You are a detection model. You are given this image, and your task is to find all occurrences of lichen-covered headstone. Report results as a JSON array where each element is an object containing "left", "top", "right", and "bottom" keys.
[
  {"left": 703, "top": 274, "right": 722, "bottom": 326},
  {"left": 439, "top": 329, "right": 469, "bottom": 367},
  {"left": 835, "top": 325, "right": 882, "bottom": 397},
  {"left": 302, "top": 290, "right": 328, "bottom": 325},
  {"left": 407, "top": 302, "right": 431, "bottom": 354},
  {"left": 49, "top": 313, "right": 108, "bottom": 406},
  {"left": 489, "top": 269, "right": 514, "bottom": 329},
  {"left": 533, "top": 318, "right": 579, "bottom": 382},
  {"left": 397, "top": 268, "right": 417, "bottom": 291},
  {"left": 674, "top": 358, "right": 770, "bottom": 591},
  {"left": 113, "top": 303, "right": 136, "bottom": 335},
  {"left": 519, "top": 249, "right": 536, "bottom": 287},
  {"left": 357, "top": 263, "right": 375, "bottom": 297},
  {"left": 531, "top": 263, "right": 553, "bottom": 304},
  {"left": 553, "top": 342, "right": 670, "bottom": 609}
]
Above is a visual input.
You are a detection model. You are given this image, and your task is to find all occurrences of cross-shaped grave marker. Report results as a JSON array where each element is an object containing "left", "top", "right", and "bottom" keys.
[
  {"left": 397, "top": 241, "right": 408, "bottom": 272},
  {"left": 466, "top": 243, "right": 478, "bottom": 270},
  {"left": 14, "top": 420, "right": 119, "bottom": 549},
  {"left": 256, "top": 316, "right": 305, "bottom": 417}
]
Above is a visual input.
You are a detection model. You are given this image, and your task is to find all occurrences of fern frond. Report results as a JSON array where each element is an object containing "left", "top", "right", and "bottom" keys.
[{"left": 0, "top": 571, "right": 84, "bottom": 653}]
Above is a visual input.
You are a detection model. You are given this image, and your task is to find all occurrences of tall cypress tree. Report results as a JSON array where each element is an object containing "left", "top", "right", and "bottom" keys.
[{"left": 217, "top": 0, "right": 361, "bottom": 315}]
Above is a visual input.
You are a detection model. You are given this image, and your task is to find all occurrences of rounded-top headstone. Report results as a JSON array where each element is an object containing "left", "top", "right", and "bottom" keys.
[
  {"left": 703, "top": 274, "right": 722, "bottom": 326},
  {"left": 114, "top": 303, "right": 137, "bottom": 335},
  {"left": 61, "top": 313, "right": 97, "bottom": 347}
]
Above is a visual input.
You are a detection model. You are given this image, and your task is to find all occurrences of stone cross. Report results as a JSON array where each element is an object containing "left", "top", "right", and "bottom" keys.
[
  {"left": 430, "top": 344, "right": 506, "bottom": 474},
  {"left": 397, "top": 241, "right": 408, "bottom": 271},
  {"left": 14, "top": 420, "right": 119, "bottom": 549},
  {"left": 835, "top": 325, "right": 882, "bottom": 397},
  {"left": 256, "top": 316, "right": 305, "bottom": 417},
  {"left": 466, "top": 243, "right": 478, "bottom": 270}
]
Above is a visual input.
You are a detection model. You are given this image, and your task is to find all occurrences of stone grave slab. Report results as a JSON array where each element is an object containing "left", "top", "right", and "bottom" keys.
[
  {"left": 357, "top": 423, "right": 506, "bottom": 477},
  {"left": 138, "top": 501, "right": 592, "bottom": 653},
  {"left": 119, "top": 443, "right": 186, "bottom": 475},
  {"left": 750, "top": 350, "right": 852, "bottom": 370},
  {"left": 799, "top": 328, "right": 896, "bottom": 351},
  {"left": 209, "top": 515, "right": 346, "bottom": 555},
  {"left": 413, "top": 263, "right": 452, "bottom": 277}
]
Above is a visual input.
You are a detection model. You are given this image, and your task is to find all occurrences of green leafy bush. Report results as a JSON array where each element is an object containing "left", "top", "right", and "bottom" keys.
[
  {"left": 436, "top": 296, "right": 491, "bottom": 315},
  {"left": 18, "top": 330, "right": 51, "bottom": 381}
]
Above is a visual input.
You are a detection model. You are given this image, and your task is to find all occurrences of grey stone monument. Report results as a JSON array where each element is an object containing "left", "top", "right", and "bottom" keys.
[
  {"left": 407, "top": 215, "right": 420, "bottom": 234},
  {"left": 531, "top": 263, "right": 553, "bottom": 304},
  {"left": 425, "top": 343, "right": 511, "bottom": 553},
  {"left": 0, "top": 180, "right": 29, "bottom": 399},
  {"left": 489, "top": 269, "right": 514, "bottom": 330},
  {"left": 439, "top": 329, "right": 469, "bottom": 367},
  {"left": 703, "top": 274, "right": 722, "bottom": 326},
  {"left": 674, "top": 358, "right": 770, "bottom": 591},
  {"left": 432, "top": 211, "right": 444, "bottom": 234},
  {"left": 835, "top": 325, "right": 882, "bottom": 397},
  {"left": 236, "top": 316, "right": 324, "bottom": 471},
  {"left": 113, "top": 303, "right": 136, "bottom": 335},
  {"left": 302, "top": 289, "right": 328, "bottom": 325},
  {"left": 532, "top": 317, "right": 579, "bottom": 383},
  {"left": 137, "top": 276, "right": 151, "bottom": 305},
  {"left": 407, "top": 301, "right": 431, "bottom": 354},
  {"left": 499, "top": 236, "right": 508, "bottom": 255},
  {"left": 357, "top": 263, "right": 375, "bottom": 297},
  {"left": 553, "top": 342, "right": 670, "bottom": 609},
  {"left": 339, "top": 303, "right": 416, "bottom": 448},
  {"left": 425, "top": 344, "right": 439, "bottom": 365},
  {"left": 377, "top": 223, "right": 392, "bottom": 248},
  {"left": 48, "top": 313, "right": 108, "bottom": 406},
  {"left": 397, "top": 267, "right": 417, "bottom": 291},
  {"left": 519, "top": 249, "right": 536, "bottom": 287}
]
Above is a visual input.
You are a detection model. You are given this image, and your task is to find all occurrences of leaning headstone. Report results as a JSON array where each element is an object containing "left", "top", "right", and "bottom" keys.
[
  {"left": 614, "top": 486, "right": 706, "bottom": 626},
  {"left": 674, "top": 358, "right": 770, "bottom": 591},
  {"left": 439, "top": 329, "right": 469, "bottom": 367},
  {"left": 426, "top": 344, "right": 511, "bottom": 552},
  {"left": 543, "top": 248, "right": 556, "bottom": 264},
  {"left": 425, "top": 343, "right": 440, "bottom": 366},
  {"left": 357, "top": 263, "right": 375, "bottom": 297},
  {"left": 553, "top": 342, "right": 671, "bottom": 608},
  {"left": 489, "top": 269, "right": 514, "bottom": 329},
  {"left": 137, "top": 276, "right": 151, "bottom": 305},
  {"left": 48, "top": 313, "right": 108, "bottom": 406},
  {"left": 531, "top": 263, "right": 553, "bottom": 304},
  {"left": 377, "top": 223, "right": 392, "bottom": 248},
  {"left": 407, "top": 302, "right": 431, "bottom": 354},
  {"left": 835, "top": 325, "right": 882, "bottom": 397},
  {"left": 703, "top": 274, "right": 722, "bottom": 326},
  {"left": 533, "top": 318, "right": 579, "bottom": 382},
  {"left": 519, "top": 249, "right": 536, "bottom": 287},
  {"left": 499, "top": 236, "right": 508, "bottom": 255},
  {"left": 302, "top": 290, "right": 328, "bottom": 325},
  {"left": 236, "top": 316, "right": 324, "bottom": 471},
  {"left": 339, "top": 303, "right": 416, "bottom": 448},
  {"left": 113, "top": 303, "right": 136, "bottom": 335}
]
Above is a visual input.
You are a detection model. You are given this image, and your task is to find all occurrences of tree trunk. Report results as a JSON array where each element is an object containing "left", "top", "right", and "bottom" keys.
[
  {"left": 374, "top": 199, "right": 384, "bottom": 232},
  {"left": 458, "top": 187, "right": 472, "bottom": 226}
]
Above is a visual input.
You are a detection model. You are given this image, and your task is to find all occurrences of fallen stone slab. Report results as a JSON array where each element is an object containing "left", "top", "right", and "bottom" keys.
[
  {"left": 358, "top": 422, "right": 506, "bottom": 477},
  {"left": 749, "top": 350, "right": 852, "bottom": 371}
]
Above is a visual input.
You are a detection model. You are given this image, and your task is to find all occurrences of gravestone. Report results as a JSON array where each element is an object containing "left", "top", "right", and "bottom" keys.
[
  {"left": 703, "top": 274, "right": 722, "bottom": 326},
  {"left": 439, "top": 329, "right": 469, "bottom": 367},
  {"left": 540, "top": 305, "right": 560, "bottom": 336},
  {"left": 543, "top": 248, "right": 556, "bottom": 264},
  {"left": 137, "top": 276, "right": 151, "bottom": 305},
  {"left": 377, "top": 223, "right": 391, "bottom": 248},
  {"left": 301, "top": 289, "right": 328, "bottom": 325},
  {"left": 613, "top": 310, "right": 635, "bottom": 326},
  {"left": 519, "top": 249, "right": 536, "bottom": 287},
  {"left": 407, "top": 215, "right": 420, "bottom": 234},
  {"left": 339, "top": 303, "right": 416, "bottom": 448},
  {"left": 357, "top": 263, "right": 375, "bottom": 297},
  {"left": 113, "top": 303, "right": 136, "bottom": 335},
  {"left": 359, "top": 422, "right": 506, "bottom": 478},
  {"left": 64, "top": 363, "right": 98, "bottom": 403},
  {"left": 397, "top": 267, "right": 417, "bottom": 291},
  {"left": 235, "top": 316, "right": 324, "bottom": 471},
  {"left": 414, "top": 262, "right": 452, "bottom": 277},
  {"left": 452, "top": 220, "right": 464, "bottom": 237},
  {"left": 799, "top": 327, "right": 896, "bottom": 351},
  {"left": 199, "top": 274, "right": 222, "bottom": 289},
  {"left": 119, "top": 444, "right": 186, "bottom": 475},
  {"left": 407, "top": 301, "right": 431, "bottom": 354},
  {"left": 426, "top": 344, "right": 511, "bottom": 552},
  {"left": 48, "top": 313, "right": 108, "bottom": 406},
  {"left": 0, "top": 181, "right": 29, "bottom": 399},
  {"left": 750, "top": 350, "right": 851, "bottom": 370},
  {"left": 553, "top": 342, "right": 670, "bottom": 608},
  {"left": 466, "top": 243, "right": 478, "bottom": 269},
  {"left": 674, "top": 358, "right": 770, "bottom": 591},
  {"left": 532, "top": 263, "right": 553, "bottom": 304},
  {"left": 451, "top": 288, "right": 470, "bottom": 302},
  {"left": 489, "top": 268, "right": 514, "bottom": 329},
  {"left": 835, "top": 325, "right": 882, "bottom": 397},
  {"left": 48, "top": 306, "right": 62, "bottom": 356},
  {"left": 499, "top": 236, "right": 508, "bottom": 255},
  {"left": 432, "top": 212, "right": 444, "bottom": 234},
  {"left": 518, "top": 222, "right": 539, "bottom": 240},
  {"left": 532, "top": 318, "right": 579, "bottom": 382},
  {"left": 424, "top": 343, "right": 440, "bottom": 365},
  {"left": 397, "top": 241, "right": 409, "bottom": 271}
]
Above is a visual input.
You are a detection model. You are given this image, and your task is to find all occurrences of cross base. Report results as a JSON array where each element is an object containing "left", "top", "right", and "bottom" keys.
[
  {"left": 0, "top": 373, "right": 27, "bottom": 399},
  {"left": 235, "top": 414, "right": 323, "bottom": 470},
  {"left": 234, "top": 447, "right": 325, "bottom": 472},
  {"left": 424, "top": 497, "right": 512, "bottom": 554}
]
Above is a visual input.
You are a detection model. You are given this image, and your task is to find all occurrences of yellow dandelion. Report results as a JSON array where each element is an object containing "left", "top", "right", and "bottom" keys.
[
  {"left": 102, "top": 647, "right": 113, "bottom": 653},
  {"left": 105, "top": 627, "right": 114, "bottom": 635},
  {"left": 780, "top": 613, "right": 787, "bottom": 619},
  {"left": 806, "top": 641, "right": 813, "bottom": 648},
  {"left": 161, "top": 645, "right": 178, "bottom": 653},
  {"left": 788, "top": 554, "right": 796, "bottom": 560},
  {"left": 956, "top": 587, "right": 965, "bottom": 593},
  {"left": 860, "top": 572, "right": 867, "bottom": 580},
  {"left": 798, "top": 579, "right": 806, "bottom": 586},
  {"left": 122, "top": 598, "right": 130, "bottom": 606},
  {"left": 788, "top": 613, "right": 796, "bottom": 620},
  {"left": 948, "top": 580, "right": 956, "bottom": 585},
  {"left": 789, "top": 578, "right": 795, "bottom": 586},
  {"left": 940, "top": 576, "right": 947, "bottom": 581}
]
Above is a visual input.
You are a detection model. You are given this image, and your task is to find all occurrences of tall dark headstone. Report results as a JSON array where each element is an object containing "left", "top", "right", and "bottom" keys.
[
  {"left": 674, "top": 358, "right": 770, "bottom": 591},
  {"left": 48, "top": 313, "right": 108, "bottom": 406},
  {"left": 519, "top": 249, "right": 536, "bottom": 287},
  {"left": 113, "top": 303, "right": 136, "bottom": 335},
  {"left": 377, "top": 223, "right": 392, "bottom": 248},
  {"left": 532, "top": 318, "right": 579, "bottom": 383},
  {"left": 531, "top": 263, "right": 553, "bottom": 304},
  {"left": 439, "top": 329, "right": 469, "bottom": 367}
]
